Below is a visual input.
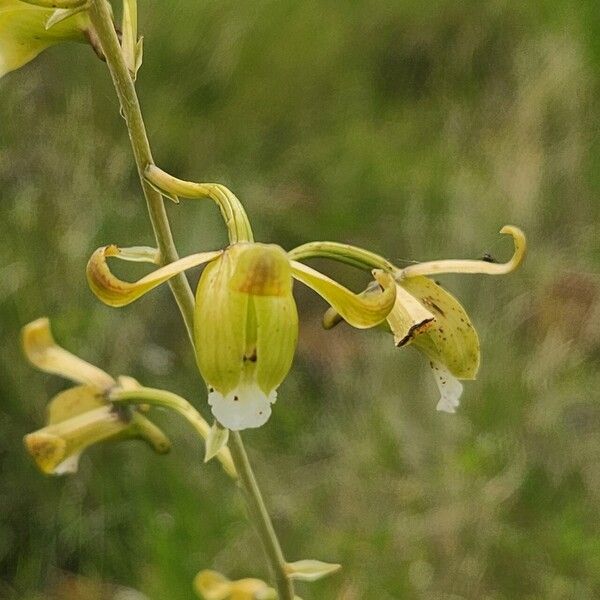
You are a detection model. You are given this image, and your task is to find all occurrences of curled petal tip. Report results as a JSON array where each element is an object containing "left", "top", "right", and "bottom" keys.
[
  {"left": 499, "top": 224, "right": 527, "bottom": 270},
  {"left": 87, "top": 245, "right": 221, "bottom": 307},
  {"left": 401, "top": 225, "right": 527, "bottom": 278}
]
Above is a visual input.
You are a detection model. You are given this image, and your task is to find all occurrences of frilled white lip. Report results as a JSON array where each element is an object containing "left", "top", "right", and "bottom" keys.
[
  {"left": 431, "top": 360, "right": 463, "bottom": 413},
  {"left": 208, "top": 383, "right": 277, "bottom": 430}
]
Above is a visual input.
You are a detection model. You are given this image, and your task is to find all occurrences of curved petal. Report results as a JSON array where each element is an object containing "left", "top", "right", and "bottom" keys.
[
  {"left": 400, "top": 225, "right": 526, "bottom": 278},
  {"left": 401, "top": 276, "right": 480, "bottom": 380},
  {"left": 87, "top": 245, "right": 222, "bottom": 307},
  {"left": 22, "top": 318, "right": 115, "bottom": 389},
  {"left": 323, "top": 281, "right": 435, "bottom": 345},
  {"left": 0, "top": 1, "right": 89, "bottom": 78},
  {"left": 290, "top": 261, "right": 395, "bottom": 329}
]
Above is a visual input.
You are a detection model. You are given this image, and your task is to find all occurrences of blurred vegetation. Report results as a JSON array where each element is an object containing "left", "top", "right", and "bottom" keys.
[{"left": 1, "top": 1, "right": 600, "bottom": 598}]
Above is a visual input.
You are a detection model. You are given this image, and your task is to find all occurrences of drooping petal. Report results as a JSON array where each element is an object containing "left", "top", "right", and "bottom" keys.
[
  {"left": 24, "top": 388, "right": 129, "bottom": 475},
  {"left": 430, "top": 360, "right": 463, "bottom": 413},
  {"left": 144, "top": 165, "right": 254, "bottom": 244},
  {"left": 87, "top": 245, "right": 222, "bottom": 307},
  {"left": 0, "top": 0, "right": 89, "bottom": 78},
  {"left": 400, "top": 225, "right": 526, "bottom": 278},
  {"left": 400, "top": 276, "right": 480, "bottom": 380},
  {"left": 290, "top": 261, "right": 395, "bottom": 329},
  {"left": 24, "top": 385, "right": 170, "bottom": 475},
  {"left": 22, "top": 318, "right": 115, "bottom": 390},
  {"left": 322, "top": 280, "right": 435, "bottom": 345}
]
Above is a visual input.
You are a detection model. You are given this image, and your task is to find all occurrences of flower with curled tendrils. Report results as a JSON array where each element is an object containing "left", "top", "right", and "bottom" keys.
[
  {"left": 295, "top": 226, "right": 527, "bottom": 413},
  {"left": 86, "top": 164, "right": 525, "bottom": 428},
  {"left": 86, "top": 242, "right": 396, "bottom": 431}
]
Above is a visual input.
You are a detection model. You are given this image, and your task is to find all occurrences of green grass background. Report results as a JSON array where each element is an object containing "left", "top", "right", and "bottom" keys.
[{"left": 1, "top": 1, "right": 600, "bottom": 598}]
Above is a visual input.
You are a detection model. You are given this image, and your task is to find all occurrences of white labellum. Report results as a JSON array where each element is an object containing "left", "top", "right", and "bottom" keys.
[
  {"left": 208, "top": 384, "right": 277, "bottom": 430},
  {"left": 430, "top": 360, "right": 463, "bottom": 413}
]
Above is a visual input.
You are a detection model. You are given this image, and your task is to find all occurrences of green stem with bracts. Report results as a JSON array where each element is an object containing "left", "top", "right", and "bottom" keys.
[{"left": 87, "top": 1, "right": 296, "bottom": 597}]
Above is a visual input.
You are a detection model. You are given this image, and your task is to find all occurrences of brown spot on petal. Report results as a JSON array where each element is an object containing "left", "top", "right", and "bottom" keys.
[{"left": 395, "top": 317, "right": 435, "bottom": 347}]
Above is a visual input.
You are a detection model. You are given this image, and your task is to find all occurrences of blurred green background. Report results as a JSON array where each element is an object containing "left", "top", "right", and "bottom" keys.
[{"left": 1, "top": 1, "right": 600, "bottom": 598}]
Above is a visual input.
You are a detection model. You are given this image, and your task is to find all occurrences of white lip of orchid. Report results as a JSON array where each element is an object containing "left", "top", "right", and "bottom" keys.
[
  {"left": 208, "top": 383, "right": 277, "bottom": 431},
  {"left": 53, "top": 453, "right": 81, "bottom": 475},
  {"left": 431, "top": 360, "right": 463, "bottom": 413}
]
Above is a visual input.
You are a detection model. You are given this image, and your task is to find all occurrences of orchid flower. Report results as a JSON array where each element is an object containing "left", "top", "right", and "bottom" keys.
[
  {"left": 291, "top": 226, "right": 526, "bottom": 413},
  {"left": 21, "top": 317, "right": 171, "bottom": 474},
  {"left": 86, "top": 166, "right": 397, "bottom": 431}
]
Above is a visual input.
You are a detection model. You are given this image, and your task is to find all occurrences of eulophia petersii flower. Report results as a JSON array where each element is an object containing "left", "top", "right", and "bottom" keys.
[
  {"left": 300, "top": 225, "right": 527, "bottom": 412},
  {"left": 22, "top": 317, "right": 171, "bottom": 474},
  {"left": 86, "top": 241, "right": 396, "bottom": 431},
  {"left": 0, "top": 0, "right": 91, "bottom": 78},
  {"left": 86, "top": 164, "right": 525, "bottom": 429}
]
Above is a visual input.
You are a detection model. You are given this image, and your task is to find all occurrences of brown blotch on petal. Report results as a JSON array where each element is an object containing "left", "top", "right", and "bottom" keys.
[{"left": 395, "top": 317, "right": 435, "bottom": 347}]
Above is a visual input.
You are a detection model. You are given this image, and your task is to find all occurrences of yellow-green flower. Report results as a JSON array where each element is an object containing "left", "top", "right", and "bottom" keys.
[
  {"left": 22, "top": 317, "right": 170, "bottom": 475},
  {"left": 0, "top": 0, "right": 91, "bottom": 78},
  {"left": 310, "top": 226, "right": 526, "bottom": 412},
  {"left": 194, "top": 570, "right": 277, "bottom": 600},
  {"left": 86, "top": 241, "right": 396, "bottom": 430}
]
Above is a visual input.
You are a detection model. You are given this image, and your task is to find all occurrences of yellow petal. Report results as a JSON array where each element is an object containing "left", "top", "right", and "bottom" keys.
[
  {"left": 400, "top": 225, "right": 526, "bottom": 278},
  {"left": 46, "top": 384, "right": 105, "bottom": 424},
  {"left": 25, "top": 385, "right": 170, "bottom": 475},
  {"left": 87, "top": 245, "right": 221, "bottom": 307},
  {"left": 290, "top": 262, "right": 396, "bottom": 329},
  {"left": 400, "top": 277, "right": 480, "bottom": 379},
  {"left": 22, "top": 318, "right": 115, "bottom": 390},
  {"left": 0, "top": 1, "right": 89, "bottom": 78},
  {"left": 193, "top": 570, "right": 232, "bottom": 600},
  {"left": 25, "top": 401, "right": 127, "bottom": 475}
]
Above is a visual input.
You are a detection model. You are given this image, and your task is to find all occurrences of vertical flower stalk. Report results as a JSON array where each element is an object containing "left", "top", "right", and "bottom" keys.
[{"left": 86, "top": 1, "right": 296, "bottom": 597}]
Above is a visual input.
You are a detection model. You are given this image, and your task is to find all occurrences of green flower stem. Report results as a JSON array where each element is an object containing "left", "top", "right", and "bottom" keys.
[
  {"left": 110, "top": 386, "right": 237, "bottom": 478},
  {"left": 88, "top": 0, "right": 196, "bottom": 343},
  {"left": 228, "top": 431, "right": 295, "bottom": 600},
  {"left": 144, "top": 164, "right": 254, "bottom": 244},
  {"left": 288, "top": 241, "right": 398, "bottom": 273},
  {"left": 88, "top": 2, "right": 295, "bottom": 597}
]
